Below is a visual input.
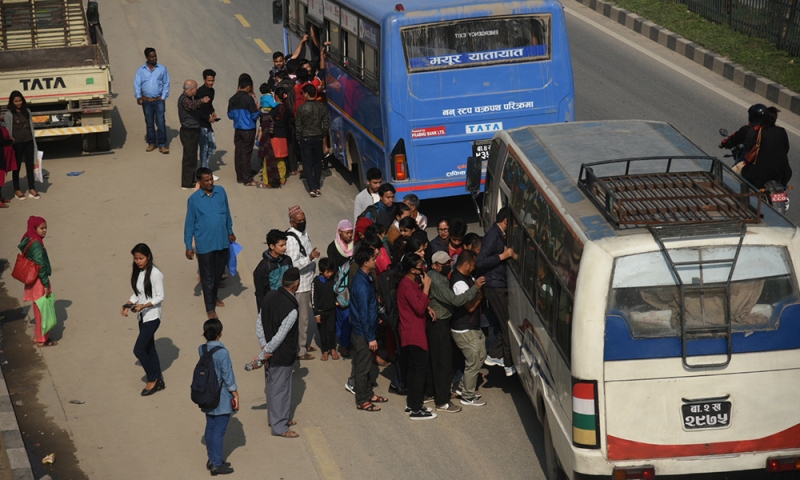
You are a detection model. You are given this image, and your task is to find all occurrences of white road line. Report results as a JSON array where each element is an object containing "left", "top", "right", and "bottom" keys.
[{"left": 563, "top": 5, "right": 800, "bottom": 138}]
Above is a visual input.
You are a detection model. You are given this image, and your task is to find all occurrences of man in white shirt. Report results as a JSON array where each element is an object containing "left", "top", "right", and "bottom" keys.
[
  {"left": 403, "top": 193, "right": 428, "bottom": 230},
  {"left": 353, "top": 167, "right": 383, "bottom": 221},
  {"left": 285, "top": 205, "right": 321, "bottom": 359}
]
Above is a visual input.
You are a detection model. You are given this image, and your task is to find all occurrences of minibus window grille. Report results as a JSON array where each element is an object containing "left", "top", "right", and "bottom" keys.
[
  {"left": 577, "top": 157, "right": 764, "bottom": 227},
  {"left": 647, "top": 221, "right": 746, "bottom": 369}
]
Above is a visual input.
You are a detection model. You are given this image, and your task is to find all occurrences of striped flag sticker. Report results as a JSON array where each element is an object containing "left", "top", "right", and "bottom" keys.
[{"left": 573, "top": 382, "right": 599, "bottom": 447}]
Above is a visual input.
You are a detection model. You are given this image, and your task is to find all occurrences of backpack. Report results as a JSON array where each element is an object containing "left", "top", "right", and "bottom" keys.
[
  {"left": 356, "top": 204, "right": 379, "bottom": 224},
  {"left": 333, "top": 260, "right": 353, "bottom": 307},
  {"left": 190, "top": 345, "right": 224, "bottom": 410},
  {"left": 285, "top": 230, "right": 307, "bottom": 257},
  {"left": 269, "top": 263, "right": 290, "bottom": 291},
  {"left": 377, "top": 265, "right": 401, "bottom": 331}
]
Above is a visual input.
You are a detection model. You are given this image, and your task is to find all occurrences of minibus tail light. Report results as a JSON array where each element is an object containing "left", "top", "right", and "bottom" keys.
[
  {"left": 572, "top": 378, "right": 600, "bottom": 449},
  {"left": 390, "top": 139, "right": 408, "bottom": 181},
  {"left": 612, "top": 467, "right": 655, "bottom": 480},
  {"left": 767, "top": 456, "right": 800, "bottom": 472}
]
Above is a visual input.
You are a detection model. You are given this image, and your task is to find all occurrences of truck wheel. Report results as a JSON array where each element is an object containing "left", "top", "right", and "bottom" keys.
[
  {"left": 82, "top": 133, "right": 97, "bottom": 152},
  {"left": 543, "top": 414, "right": 567, "bottom": 480},
  {"left": 96, "top": 132, "right": 110, "bottom": 151}
]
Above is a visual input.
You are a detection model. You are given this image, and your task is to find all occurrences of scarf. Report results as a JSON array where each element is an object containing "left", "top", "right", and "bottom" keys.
[
  {"left": 22, "top": 216, "right": 46, "bottom": 245},
  {"left": 354, "top": 217, "right": 373, "bottom": 244},
  {"left": 335, "top": 219, "right": 354, "bottom": 257}
]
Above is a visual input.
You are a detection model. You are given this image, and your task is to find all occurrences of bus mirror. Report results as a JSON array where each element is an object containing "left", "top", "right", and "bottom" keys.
[
  {"left": 272, "top": 0, "right": 283, "bottom": 24},
  {"left": 466, "top": 156, "right": 482, "bottom": 192}
]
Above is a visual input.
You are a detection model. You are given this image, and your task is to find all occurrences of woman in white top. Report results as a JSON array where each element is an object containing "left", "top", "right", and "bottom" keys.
[{"left": 121, "top": 243, "right": 166, "bottom": 396}]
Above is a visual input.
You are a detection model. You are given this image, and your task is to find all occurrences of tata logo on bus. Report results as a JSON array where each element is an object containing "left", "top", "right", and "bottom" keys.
[
  {"left": 19, "top": 77, "right": 67, "bottom": 91},
  {"left": 465, "top": 122, "right": 503, "bottom": 134}
]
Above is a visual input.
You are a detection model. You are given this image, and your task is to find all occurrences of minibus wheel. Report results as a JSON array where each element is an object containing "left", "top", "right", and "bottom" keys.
[{"left": 543, "top": 413, "right": 566, "bottom": 480}]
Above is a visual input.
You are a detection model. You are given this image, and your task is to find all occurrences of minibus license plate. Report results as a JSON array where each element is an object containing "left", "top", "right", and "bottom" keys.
[
  {"left": 771, "top": 192, "right": 787, "bottom": 203},
  {"left": 472, "top": 141, "right": 492, "bottom": 161},
  {"left": 681, "top": 401, "right": 731, "bottom": 430}
]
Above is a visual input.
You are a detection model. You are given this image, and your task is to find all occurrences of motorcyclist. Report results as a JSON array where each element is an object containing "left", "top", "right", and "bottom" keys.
[{"left": 721, "top": 104, "right": 791, "bottom": 189}]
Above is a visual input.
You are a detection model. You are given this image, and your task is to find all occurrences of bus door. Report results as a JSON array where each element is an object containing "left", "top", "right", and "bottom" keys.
[{"left": 603, "top": 237, "right": 800, "bottom": 463}]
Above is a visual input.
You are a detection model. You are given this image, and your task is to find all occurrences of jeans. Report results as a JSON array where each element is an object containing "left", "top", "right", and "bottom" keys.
[
  {"left": 197, "top": 249, "right": 229, "bottom": 313},
  {"left": 204, "top": 413, "right": 230, "bottom": 467},
  {"left": 12, "top": 141, "right": 35, "bottom": 192},
  {"left": 233, "top": 129, "right": 256, "bottom": 183},
  {"left": 452, "top": 329, "right": 486, "bottom": 400},
  {"left": 142, "top": 100, "right": 167, "bottom": 147},
  {"left": 199, "top": 127, "right": 216, "bottom": 169},
  {"left": 486, "top": 287, "right": 513, "bottom": 367},
  {"left": 404, "top": 345, "right": 428, "bottom": 412},
  {"left": 180, "top": 127, "right": 200, "bottom": 188},
  {"left": 299, "top": 136, "right": 324, "bottom": 191},
  {"left": 133, "top": 318, "right": 162, "bottom": 382},
  {"left": 425, "top": 318, "right": 453, "bottom": 405},
  {"left": 352, "top": 334, "right": 375, "bottom": 405},
  {"left": 336, "top": 307, "right": 351, "bottom": 348}
]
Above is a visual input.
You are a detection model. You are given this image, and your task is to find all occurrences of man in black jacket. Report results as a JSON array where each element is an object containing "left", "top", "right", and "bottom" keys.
[
  {"left": 252, "top": 268, "right": 302, "bottom": 438},
  {"left": 476, "top": 207, "right": 515, "bottom": 376},
  {"left": 253, "top": 229, "right": 293, "bottom": 310},
  {"left": 177, "top": 79, "right": 210, "bottom": 188}
]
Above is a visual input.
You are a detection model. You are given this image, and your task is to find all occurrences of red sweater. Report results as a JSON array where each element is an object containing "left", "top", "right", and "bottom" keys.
[{"left": 397, "top": 276, "right": 430, "bottom": 351}]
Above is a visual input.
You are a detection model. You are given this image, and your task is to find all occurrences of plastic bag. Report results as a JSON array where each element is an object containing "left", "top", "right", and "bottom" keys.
[
  {"left": 34, "top": 151, "right": 44, "bottom": 183},
  {"left": 35, "top": 294, "right": 57, "bottom": 335},
  {"left": 228, "top": 242, "right": 243, "bottom": 277}
]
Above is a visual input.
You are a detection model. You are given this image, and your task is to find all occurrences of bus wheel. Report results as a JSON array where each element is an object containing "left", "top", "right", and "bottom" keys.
[
  {"left": 347, "top": 135, "right": 365, "bottom": 191},
  {"left": 96, "top": 132, "right": 111, "bottom": 151},
  {"left": 82, "top": 133, "right": 97, "bottom": 152},
  {"left": 543, "top": 413, "right": 567, "bottom": 480}
]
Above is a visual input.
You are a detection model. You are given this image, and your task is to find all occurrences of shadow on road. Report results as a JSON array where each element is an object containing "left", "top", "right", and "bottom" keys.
[
  {"left": 199, "top": 415, "right": 247, "bottom": 461},
  {"left": 136, "top": 337, "right": 180, "bottom": 382},
  {"left": 47, "top": 298, "right": 73, "bottom": 342}
]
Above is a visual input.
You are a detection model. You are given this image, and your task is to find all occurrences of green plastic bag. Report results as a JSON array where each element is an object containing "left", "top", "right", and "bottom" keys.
[{"left": 35, "top": 294, "right": 57, "bottom": 335}]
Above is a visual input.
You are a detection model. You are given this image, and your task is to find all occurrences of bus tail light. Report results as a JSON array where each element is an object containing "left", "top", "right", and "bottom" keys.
[
  {"left": 572, "top": 379, "right": 600, "bottom": 449},
  {"left": 767, "top": 457, "right": 800, "bottom": 472},
  {"left": 612, "top": 467, "right": 655, "bottom": 480},
  {"left": 390, "top": 139, "right": 408, "bottom": 181}
]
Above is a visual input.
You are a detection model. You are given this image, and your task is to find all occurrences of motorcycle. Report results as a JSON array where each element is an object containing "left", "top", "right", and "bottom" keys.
[{"left": 719, "top": 128, "right": 790, "bottom": 215}]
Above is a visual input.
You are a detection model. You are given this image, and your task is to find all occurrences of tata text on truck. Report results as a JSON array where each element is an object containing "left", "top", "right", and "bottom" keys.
[
  {"left": 277, "top": 0, "right": 574, "bottom": 199},
  {"left": 468, "top": 120, "right": 800, "bottom": 479},
  {"left": 0, "top": 0, "right": 113, "bottom": 152}
]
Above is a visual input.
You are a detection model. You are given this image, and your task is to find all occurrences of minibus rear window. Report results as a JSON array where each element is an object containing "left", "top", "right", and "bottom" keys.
[
  {"left": 609, "top": 246, "right": 797, "bottom": 338},
  {"left": 401, "top": 15, "right": 550, "bottom": 72}
]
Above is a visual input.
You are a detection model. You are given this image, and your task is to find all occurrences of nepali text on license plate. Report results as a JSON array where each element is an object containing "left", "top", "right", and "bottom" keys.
[
  {"left": 472, "top": 141, "right": 492, "bottom": 161},
  {"left": 771, "top": 192, "right": 787, "bottom": 203},
  {"left": 681, "top": 401, "right": 731, "bottom": 430},
  {"left": 32, "top": 115, "right": 49, "bottom": 123}
]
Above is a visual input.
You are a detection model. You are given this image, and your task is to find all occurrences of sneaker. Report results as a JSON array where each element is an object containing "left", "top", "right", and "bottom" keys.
[
  {"left": 484, "top": 356, "right": 505, "bottom": 367},
  {"left": 504, "top": 366, "right": 517, "bottom": 377},
  {"left": 453, "top": 389, "right": 481, "bottom": 400},
  {"left": 309, "top": 190, "right": 319, "bottom": 198},
  {"left": 423, "top": 396, "right": 435, "bottom": 404},
  {"left": 213, "top": 174, "right": 220, "bottom": 181},
  {"left": 210, "top": 464, "right": 234, "bottom": 475},
  {"left": 315, "top": 189, "right": 322, "bottom": 196},
  {"left": 409, "top": 410, "right": 437, "bottom": 421},
  {"left": 436, "top": 402, "right": 462, "bottom": 413},
  {"left": 344, "top": 383, "right": 355, "bottom": 395},
  {"left": 388, "top": 384, "right": 408, "bottom": 396},
  {"left": 404, "top": 406, "right": 431, "bottom": 414},
  {"left": 460, "top": 397, "right": 487, "bottom": 407}
]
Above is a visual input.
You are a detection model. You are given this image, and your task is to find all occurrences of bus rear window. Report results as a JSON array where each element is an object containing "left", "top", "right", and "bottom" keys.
[
  {"left": 401, "top": 15, "right": 550, "bottom": 72},
  {"left": 609, "top": 246, "right": 797, "bottom": 338}
]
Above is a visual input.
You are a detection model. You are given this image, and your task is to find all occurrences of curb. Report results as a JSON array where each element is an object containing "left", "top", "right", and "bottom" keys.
[
  {"left": 574, "top": 0, "right": 800, "bottom": 116},
  {"left": 0, "top": 366, "right": 34, "bottom": 480}
]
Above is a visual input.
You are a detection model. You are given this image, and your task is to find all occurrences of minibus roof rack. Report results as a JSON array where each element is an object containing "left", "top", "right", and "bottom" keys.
[{"left": 578, "top": 156, "right": 764, "bottom": 227}]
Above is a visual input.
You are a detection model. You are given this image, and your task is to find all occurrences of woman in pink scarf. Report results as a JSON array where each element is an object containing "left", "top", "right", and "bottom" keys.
[
  {"left": 0, "top": 126, "right": 16, "bottom": 208},
  {"left": 326, "top": 219, "right": 354, "bottom": 269}
]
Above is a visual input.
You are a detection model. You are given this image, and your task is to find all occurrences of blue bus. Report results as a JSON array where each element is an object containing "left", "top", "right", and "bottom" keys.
[{"left": 280, "top": 0, "right": 575, "bottom": 199}]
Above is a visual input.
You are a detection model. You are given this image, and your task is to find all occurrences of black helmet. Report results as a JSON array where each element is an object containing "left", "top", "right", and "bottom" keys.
[{"left": 748, "top": 103, "right": 767, "bottom": 124}]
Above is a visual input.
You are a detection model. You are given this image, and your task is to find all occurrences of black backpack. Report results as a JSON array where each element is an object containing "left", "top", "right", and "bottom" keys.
[
  {"left": 285, "top": 230, "right": 307, "bottom": 257},
  {"left": 191, "top": 345, "right": 224, "bottom": 409},
  {"left": 377, "top": 264, "right": 401, "bottom": 331}
]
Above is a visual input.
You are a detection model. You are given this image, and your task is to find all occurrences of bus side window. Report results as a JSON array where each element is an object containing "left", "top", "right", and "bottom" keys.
[
  {"left": 344, "top": 31, "right": 359, "bottom": 72},
  {"left": 325, "top": 20, "right": 341, "bottom": 61},
  {"left": 536, "top": 251, "right": 555, "bottom": 330},
  {"left": 362, "top": 42, "right": 378, "bottom": 87},
  {"left": 509, "top": 213, "right": 526, "bottom": 277},
  {"left": 523, "top": 233, "right": 538, "bottom": 304},
  {"left": 555, "top": 286, "right": 572, "bottom": 362}
]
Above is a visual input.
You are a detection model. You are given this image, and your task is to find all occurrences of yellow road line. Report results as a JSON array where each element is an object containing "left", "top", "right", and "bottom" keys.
[
  {"left": 235, "top": 14, "right": 250, "bottom": 27},
  {"left": 302, "top": 426, "right": 344, "bottom": 480},
  {"left": 254, "top": 38, "right": 272, "bottom": 53},
  {"left": 222, "top": 0, "right": 230, "bottom": 3}
]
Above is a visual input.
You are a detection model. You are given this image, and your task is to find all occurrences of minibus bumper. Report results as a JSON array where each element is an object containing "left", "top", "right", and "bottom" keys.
[{"left": 574, "top": 470, "right": 796, "bottom": 479}]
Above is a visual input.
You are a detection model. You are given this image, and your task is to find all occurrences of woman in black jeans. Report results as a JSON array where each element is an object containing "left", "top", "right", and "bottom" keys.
[{"left": 4, "top": 91, "right": 39, "bottom": 200}]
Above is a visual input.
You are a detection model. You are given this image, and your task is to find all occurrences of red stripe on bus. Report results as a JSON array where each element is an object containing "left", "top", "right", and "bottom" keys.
[
  {"left": 395, "top": 179, "right": 484, "bottom": 193},
  {"left": 607, "top": 423, "right": 800, "bottom": 460},
  {"left": 573, "top": 383, "right": 594, "bottom": 400}
]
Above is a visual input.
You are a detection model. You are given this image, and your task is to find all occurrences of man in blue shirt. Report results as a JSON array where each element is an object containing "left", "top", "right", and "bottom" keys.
[
  {"left": 134, "top": 47, "right": 170, "bottom": 154},
  {"left": 185, "top": 168, "right": 236, "bottom": 318}
]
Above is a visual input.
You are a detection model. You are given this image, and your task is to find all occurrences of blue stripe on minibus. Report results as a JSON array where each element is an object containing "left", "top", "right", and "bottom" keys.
[{"left": 604, "top": 304, "right": 800, "bottom": 361}]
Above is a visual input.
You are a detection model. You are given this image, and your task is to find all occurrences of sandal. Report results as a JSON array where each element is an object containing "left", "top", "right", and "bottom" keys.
[
  {"left": 287, "top": 420, "right": 297, "bottom": 426},
  {"left": 331, "top": 351, "right": 340, "bottom": 360},
  {"left": 15, "top": 192, "right": 25, "bottom": 200},
  {"left": 279, "top": 430, "right": 299, "bottom": 438},
  {"left": 38, "top": 340, "right": 58, "bottom": 347},
  {"left": 370, "top": 395, "right": 389, "bottom": 403},
  {"left": 297, "top": 353, "right": 315, "bottom": 360},
  {"left": 320, "top": 352, "right": 329, "bottom": 361},
  {"left": 0, "top": 202, "right": 8, "bottom": 209},
  {"left": 257, "top": 182, "right": 272, "bottom": 189},
  {"left": 306, "top": 346, "right": 317, "bottom": 352},
  {"left": 357, "top": 401, "right": 381, "bottom": 412},
  {"left": 244, "top": 181, "right": 259, "bottom": 187}
]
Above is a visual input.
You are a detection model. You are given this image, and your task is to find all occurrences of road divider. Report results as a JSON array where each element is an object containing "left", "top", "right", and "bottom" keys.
[{"left": 235, "top": 14, "right": 250, "bottom": 27}]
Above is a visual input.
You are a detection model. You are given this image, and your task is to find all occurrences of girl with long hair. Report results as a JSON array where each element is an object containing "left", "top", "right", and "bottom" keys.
[
  {"left": 4, "top": 91, "right": 39, "bottom": 200},
  {"left": 121, "top": 243, "right": 166, "bottom": 396}
]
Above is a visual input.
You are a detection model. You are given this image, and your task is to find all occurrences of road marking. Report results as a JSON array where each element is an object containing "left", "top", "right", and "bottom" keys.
[
  {"left": 563, "top": 5, "right": 800, "bottom": 138},
  {"left": 222, "top": 0, "right": 230, "bottom": 3},
  {"left": 235, "top": 14, "right": 250, "bottom": 27},
  {"left": 302, "top": 425, "right": 344, "bottom": 480},
  {"left": 254, "top": 38, "right": 272, "bottom": 53}
]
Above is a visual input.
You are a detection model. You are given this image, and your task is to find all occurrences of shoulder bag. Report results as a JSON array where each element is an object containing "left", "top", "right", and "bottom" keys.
[
  {"left": 12, "top": 241, "right": 40, "bottom": 285},
  {"left": 743, "top": 128, "right": 762, "bottom": 164}
]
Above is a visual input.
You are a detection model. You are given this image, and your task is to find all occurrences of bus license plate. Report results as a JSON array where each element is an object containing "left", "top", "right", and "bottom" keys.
[
  {"left": 473, "top": 141, "right": 492, "bottom": 161},
  {"left": 771, "top": 192, "right": 787, "bottom": 203},
  {"left": 681, "top": 401, "right": 731, "bottom": 430}
]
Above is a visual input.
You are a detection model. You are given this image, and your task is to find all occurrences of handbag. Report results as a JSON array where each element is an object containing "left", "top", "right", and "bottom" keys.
[
  {"left": 35, "top": 294, "right": 57, "bottom": 335},
  {"left": 11, "top": 241, "right": 40, "bottom": 285},
  {"left": 743, "top": 128, "right": 762, "bottom": 164}
]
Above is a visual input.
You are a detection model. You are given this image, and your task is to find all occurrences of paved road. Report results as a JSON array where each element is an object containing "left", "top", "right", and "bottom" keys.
[{"left": 1, "top": 0, "right": 800, "bottom": 479}]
